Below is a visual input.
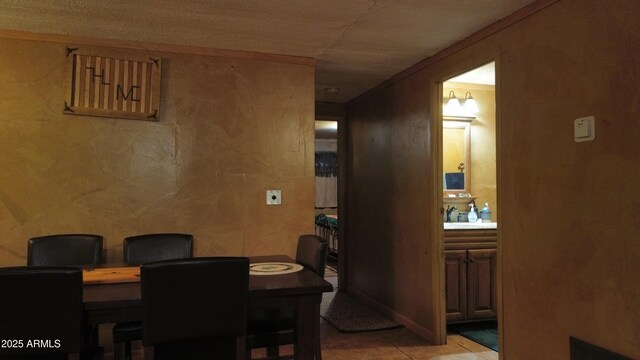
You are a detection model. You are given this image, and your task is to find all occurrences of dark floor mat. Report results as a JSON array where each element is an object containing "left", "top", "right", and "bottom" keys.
[
  {"left": 321, "top": 291, "right": 403, "bottom": 332},
  {"left": 448, "top": 321, "right": 498, "bottom": 352}
]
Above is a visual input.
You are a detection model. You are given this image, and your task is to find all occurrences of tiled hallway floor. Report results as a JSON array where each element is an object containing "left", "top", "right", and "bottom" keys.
[
  {"left": 249, "top": 319, "right": 497, "bottom": 360},
  {"left": 319, "top": 271, "right": 497, "bottom": 360},
  {"left": 319, "top": 320, "right": 497, "bottom": 360}
]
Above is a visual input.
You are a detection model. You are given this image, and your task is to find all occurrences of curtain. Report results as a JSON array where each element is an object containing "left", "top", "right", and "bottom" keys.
[{"left": 315, "top": 152, "right": 338, "bottom": 208}]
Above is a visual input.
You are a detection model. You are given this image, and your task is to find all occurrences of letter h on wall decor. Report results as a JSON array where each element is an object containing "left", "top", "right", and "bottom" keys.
[{"left": 63, "top": 45, "right": 162, "bottom": 121}]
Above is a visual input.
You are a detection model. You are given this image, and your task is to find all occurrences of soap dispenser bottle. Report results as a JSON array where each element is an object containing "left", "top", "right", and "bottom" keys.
[
  {"left": 468, "top": 202, "right": 478, "bottom": 223},
  {"left": 481, "top": 202, "right": 491, "bottom": 222}
]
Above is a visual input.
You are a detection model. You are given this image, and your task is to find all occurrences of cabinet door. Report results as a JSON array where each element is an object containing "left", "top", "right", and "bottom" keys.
[
  {"left": 467, "top": 248, "right": 497, "bottom": 320},
  {"left": 445, "top": 250, "right": 467, "bottom": 322}
]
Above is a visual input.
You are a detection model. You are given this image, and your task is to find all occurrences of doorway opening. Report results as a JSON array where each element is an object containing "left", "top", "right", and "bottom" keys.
[
  {"left": 315, "top": 120, "right": 339, "bottom": 288},
  {"left": 440, "top": 62, "right": 499, "bottom": 351}
]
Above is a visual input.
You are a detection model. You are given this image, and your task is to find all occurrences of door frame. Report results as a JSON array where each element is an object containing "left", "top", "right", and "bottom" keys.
[{"left": 430, "top": 54, "right": 502, "bottom": 350}]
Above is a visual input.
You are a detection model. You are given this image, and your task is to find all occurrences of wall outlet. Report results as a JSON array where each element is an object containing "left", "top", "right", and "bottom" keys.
[{"left": 266, "top": 190, "right": 281, "bottom": 205}]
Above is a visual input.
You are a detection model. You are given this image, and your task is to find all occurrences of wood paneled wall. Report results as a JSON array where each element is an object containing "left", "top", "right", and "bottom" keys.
[
  {"left": 0, "top": 36, "right": 315, "bottom": 264},
  {"left": 346, "top": 0, "right": 640, "bottom": 358},
  {"left": 347, "top": 72, "right": 436, "bottom": 338}
]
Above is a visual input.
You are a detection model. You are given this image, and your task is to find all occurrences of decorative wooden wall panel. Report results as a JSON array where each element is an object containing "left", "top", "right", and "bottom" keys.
[{"left": 63, "top": 46, "right": 161, "bottom": 120}]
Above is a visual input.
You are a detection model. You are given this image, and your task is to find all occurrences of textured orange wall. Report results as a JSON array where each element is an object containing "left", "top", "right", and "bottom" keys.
[
  {"left": 0, "top": 37, "right": 315, "bottom": 264},
  {"left": 442, "top": 128, "right": 465, "bottom": 173},
  {"left": 347, "top": 0, "right": 640, "bottom": 358}
]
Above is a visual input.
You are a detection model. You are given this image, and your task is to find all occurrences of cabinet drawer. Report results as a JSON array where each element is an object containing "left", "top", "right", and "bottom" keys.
[{"left": 445, "top": 229, "right": 496, "bottom": 251}]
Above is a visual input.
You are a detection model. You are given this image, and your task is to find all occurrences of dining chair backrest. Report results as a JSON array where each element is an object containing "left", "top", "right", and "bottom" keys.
[
  {"left": 27, "top": 234, "right": 103, "bottom": 266},
  {"left": 113, "top": 233, "right": 194, "bottom": 359},
  {"left": 295, "top": 234, "right": 328, "bottom": 278},
  {"left": 141, "top": 257, "right": 249, "bottom": 358},
  {"left": 123, "top": 233, "right": 193, "bottom": 265},
  {"left": 0, "top": 266, "right": 83, "bottom": 358}
]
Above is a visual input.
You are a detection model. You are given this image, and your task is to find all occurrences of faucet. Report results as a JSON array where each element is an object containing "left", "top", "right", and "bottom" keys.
[{"left": 446, "top": 206, "right": 457, "bottom": 222}]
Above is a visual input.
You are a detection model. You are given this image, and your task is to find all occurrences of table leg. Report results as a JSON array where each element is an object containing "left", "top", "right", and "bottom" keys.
[
  {"left": 295, "top": 295, "right": 317, "bottom": 360},
  {"left": 314, "top": 301, "right": 322, "bottom": 360}
]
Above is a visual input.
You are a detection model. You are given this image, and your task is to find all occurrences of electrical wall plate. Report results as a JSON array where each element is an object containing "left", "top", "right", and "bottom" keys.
[
  {"left": 266, "top": 190, "right": 281, "bottom": 205},
  {"left": 574, "top": 116, "right": 595, "bottom": 142}
]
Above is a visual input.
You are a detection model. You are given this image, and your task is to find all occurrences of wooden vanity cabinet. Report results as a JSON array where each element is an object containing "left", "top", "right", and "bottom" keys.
[{"left": 445, "top": 229, "right": 497, "bottom": 323}]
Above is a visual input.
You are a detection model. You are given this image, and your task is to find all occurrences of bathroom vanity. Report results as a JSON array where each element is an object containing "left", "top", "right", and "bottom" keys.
[
  {"left": 444, "top": 225, "right": 497, "bottom": 323},
  {"left": 442, "top": 108, "right": 498, "bottom": 323}
]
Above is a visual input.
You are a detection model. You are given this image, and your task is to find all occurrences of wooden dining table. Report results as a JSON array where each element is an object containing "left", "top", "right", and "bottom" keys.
[{"left": 82, "top": 255, "right": 333, "bottom": 360}]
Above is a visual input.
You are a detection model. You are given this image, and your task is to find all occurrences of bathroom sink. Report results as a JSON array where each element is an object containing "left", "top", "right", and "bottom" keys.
[{"left": 444, "top": 222, "right": 497, "bottom": 230}]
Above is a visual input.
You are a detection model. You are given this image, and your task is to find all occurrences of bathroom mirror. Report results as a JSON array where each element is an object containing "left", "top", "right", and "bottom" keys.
[{"left": 443, "top": 119, "right": 470, "bottom": 194}]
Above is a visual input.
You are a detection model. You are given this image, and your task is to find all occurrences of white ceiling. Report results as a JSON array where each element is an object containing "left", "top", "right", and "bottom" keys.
[
  {"left": 448, "top": 62, "right": 496, "bottom": 85},
  {"left": 0, "top": 0, "right": 532, "bottom": 103}
]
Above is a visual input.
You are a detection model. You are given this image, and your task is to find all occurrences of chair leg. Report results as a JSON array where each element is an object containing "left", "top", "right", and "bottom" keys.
[
  {"left": 124, "top": 340, "right": 131, "bottom": 360},
  {"left": 236, "top": 336, "right": 246, "bottom": 360},
  {"left": 114, "top": 339, "right": 133, "bottom": 360},
  {"left": 114, "top": 340, "right": 124, "bottom": 360}
]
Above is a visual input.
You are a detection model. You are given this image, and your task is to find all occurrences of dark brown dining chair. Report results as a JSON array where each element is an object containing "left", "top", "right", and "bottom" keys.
[
  {"left": 113, "top": 233, "right": 194, "bottom": 360},
  {"left": 122, "top": 233, "right": 194, "bottom": 265},
  {"left": 295, "top": 234, "right": 328, "bottom": 278},
  {"left": 0, "top": 266, "right": 84, "bottom": 360},
  {"left": 27, "top": 234, "right": 103, "bottom": 355},
  {"left": 246, "top": 234, "right": 328, "bottom": 359},
  {"left": 141, "top": 257, "right": 249, "bottom": 360},
  {"left": 27, "top": 234, "right": 103, "bottom": 266}
]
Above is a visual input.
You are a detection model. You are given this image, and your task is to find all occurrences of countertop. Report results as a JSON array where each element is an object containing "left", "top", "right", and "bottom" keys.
[{"left": 444, "top": 222, "right": 497, "bottom": 230}]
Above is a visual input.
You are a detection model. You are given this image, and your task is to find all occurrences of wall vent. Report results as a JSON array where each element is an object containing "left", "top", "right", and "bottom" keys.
[{"left": 570, "top": 337, "right": 633, "bottom": 360}]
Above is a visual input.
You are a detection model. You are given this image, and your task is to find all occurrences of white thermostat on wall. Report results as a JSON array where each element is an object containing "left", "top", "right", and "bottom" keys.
[{"left": 574, "top": 116, "right": 595, "bottom": 142}]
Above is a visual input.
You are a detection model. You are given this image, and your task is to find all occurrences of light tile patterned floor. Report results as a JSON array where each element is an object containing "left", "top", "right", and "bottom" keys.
[
  {"left": 319, "top": 321, "right": 497, "bottom": 360},
  {"left": 249, "top": 320, "right": 497, "bottom": 360},
  {"left": 318, "top": 271, "right": 497, "bottom": 360}
]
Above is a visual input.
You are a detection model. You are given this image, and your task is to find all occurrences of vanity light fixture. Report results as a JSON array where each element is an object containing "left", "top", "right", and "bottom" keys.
[
  {"left": 463, "top": 91, "right": 479, "bottom": 115},
  {"left": 443, "top": 90, "right": 480, "bottom": 118},
  {"left": 444, "top": 91, "right": 463, "bottom": 115}
]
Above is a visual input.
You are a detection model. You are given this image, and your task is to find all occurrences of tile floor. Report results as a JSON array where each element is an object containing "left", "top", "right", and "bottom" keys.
[
  {"left": 248, "top": 315, "right": 498, "bottom": 360},
  {"left": 316, "top": 270, "right": 498, "bottom": 360},
  {"left": 319, "top": 321, "right": 498, "bottom": 360}
]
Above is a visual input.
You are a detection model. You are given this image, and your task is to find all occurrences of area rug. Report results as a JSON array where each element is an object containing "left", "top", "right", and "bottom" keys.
[
  {"left": 320, "top": 290, "right": 403, "bottom": 332},
  {"left": 448, "top": 321, "right": 499, "bottom": 352}
]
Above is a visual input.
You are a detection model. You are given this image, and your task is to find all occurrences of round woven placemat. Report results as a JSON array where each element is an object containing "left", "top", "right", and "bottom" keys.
[{"left": 249, "top": 262, "right": 303, "bottom": 275}]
